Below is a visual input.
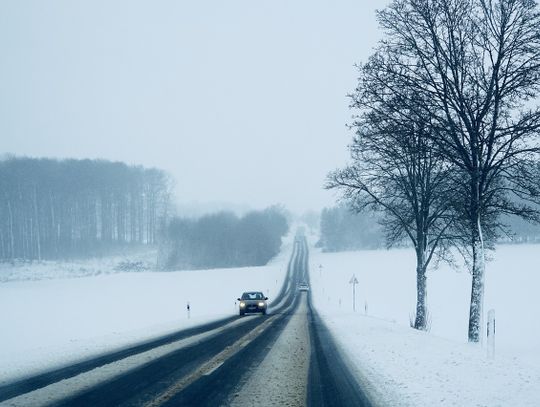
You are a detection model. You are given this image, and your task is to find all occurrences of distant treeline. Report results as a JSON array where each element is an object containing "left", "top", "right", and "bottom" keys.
[
  {"left": 317, "top": 205, "right": 383, "bottom": 252},
  {"left": 0, "top": 156, "right": 171, "bottom": 260},
  {"left": 318, "top": 205, "right": 540, "bottom": 253},
  {"left": 499, "top": 214, "right": 540, "bottom": 243},
  {"left": 164, "top": 207, "right": 289, "bottom": 270}
]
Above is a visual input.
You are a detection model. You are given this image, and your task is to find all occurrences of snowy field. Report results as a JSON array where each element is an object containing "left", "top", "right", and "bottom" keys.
[
  {"left": 3, "top": 235, "right": 538, "bottom": 405},
  {"left": 310, "top": 243, "right": 540, "bottom": 406},
  {"left": 0, "top": 244, "right": 292, "bottom": 385},
  {"left": 0, "top": 249, "right": 157, "bottom": 283}
]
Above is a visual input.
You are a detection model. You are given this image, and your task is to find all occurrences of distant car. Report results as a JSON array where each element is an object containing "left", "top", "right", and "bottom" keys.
[
  {"left": 237, "top": 291, "right": 268, "bottom": 316},
  {"left": 298, "top": 282, "right": 309, "bottom": 292}
]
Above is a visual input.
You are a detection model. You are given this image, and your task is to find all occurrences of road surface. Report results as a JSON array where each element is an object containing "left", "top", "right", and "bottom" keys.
[{"left": 0, "top": 234, "right": 372, "bottom": 407}]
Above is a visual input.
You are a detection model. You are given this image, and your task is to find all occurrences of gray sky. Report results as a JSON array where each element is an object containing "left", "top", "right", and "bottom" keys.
[{"left": 1, "top": 0, "right": 388, "bottom": 213}]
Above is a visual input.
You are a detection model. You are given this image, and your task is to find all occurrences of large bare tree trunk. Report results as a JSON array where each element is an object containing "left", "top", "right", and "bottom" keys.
[
  {"left": 468, "top": 215, "right": 485, "bottom": 343},
  {"left": 414, "top": 245, "right": 428, "bottom": 330}
]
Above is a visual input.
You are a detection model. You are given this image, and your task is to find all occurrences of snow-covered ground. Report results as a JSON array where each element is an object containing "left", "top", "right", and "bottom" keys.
[
  {"left": 0, "top": 244, "right": 292, "bottom": 385},
  {"left": 0, "top": 249, "right": 157, "bottom": 283},
  {"left": 310, "top": 244, "right": 540, "bottom": 406},
  {"left": 3, "top": 233, "right": 538, "bottom": 405}
]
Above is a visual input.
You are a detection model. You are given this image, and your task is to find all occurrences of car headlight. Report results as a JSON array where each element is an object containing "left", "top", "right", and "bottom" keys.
[
  {"left": 240, "top": 302, "right": 246, "bottom": 307},
  {"left": 258, "top": 302, "right": 265, "bottom": 307}
]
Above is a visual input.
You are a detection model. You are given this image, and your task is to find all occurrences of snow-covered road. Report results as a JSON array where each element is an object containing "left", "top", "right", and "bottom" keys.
[
  {"left": 0, "top": 234, "right": 372, "bottom": 407},
  {"left": 1, "top": 317, "right": 255, "bottom": 407},
  {"left": 230, "top": 292, "right": 311, "bottom": 407},
  {"left": 8, "top": 231, "right": 534, "bottom": 406}
]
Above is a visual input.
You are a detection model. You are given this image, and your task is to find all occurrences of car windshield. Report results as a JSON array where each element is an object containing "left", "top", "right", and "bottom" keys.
[{"left": 241, "top": 292, "right": 264, "bottom": 300}]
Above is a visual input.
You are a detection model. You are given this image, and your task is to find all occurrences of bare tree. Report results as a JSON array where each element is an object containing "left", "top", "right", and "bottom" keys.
[
  {"left": 328, "top": 89, "right": 455, "bottom": 330},
  {"left": 368, "top": 0, "right": 540, "bottom": 342}
]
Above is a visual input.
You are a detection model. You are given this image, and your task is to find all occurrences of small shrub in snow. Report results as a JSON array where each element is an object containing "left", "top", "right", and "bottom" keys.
[{"left": 114, "top": 261, "right": 149, "bottom": 272}]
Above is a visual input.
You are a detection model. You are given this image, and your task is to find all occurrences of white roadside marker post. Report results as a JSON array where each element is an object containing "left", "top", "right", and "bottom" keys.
[
  {"left": 187, "top": 301, "right": 191, "bottom": 319},
  {"left": 349, "top": 274, "right": 359, "bottom": 312},
  {"left": 487, "top": 309, "right": 496, "bottom": 359}
]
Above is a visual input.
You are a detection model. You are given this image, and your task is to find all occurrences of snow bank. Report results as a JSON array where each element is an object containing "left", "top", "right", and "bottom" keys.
[{"left": 310, "top": 244, "right": 540, "bottom": 406}]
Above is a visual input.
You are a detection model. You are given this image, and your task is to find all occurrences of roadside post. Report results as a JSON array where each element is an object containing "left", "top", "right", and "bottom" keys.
[
  {"left": 487, "top": 309, "right": 496, "bottom": 359},
  {"left": 349, "top": 274, "right": 359, "bottom": 312},
  {"left": 187, "top": 301, "right": 191, "bottom": 319}
]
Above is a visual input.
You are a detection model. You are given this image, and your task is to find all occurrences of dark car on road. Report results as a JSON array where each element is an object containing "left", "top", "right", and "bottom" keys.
[
  {"left": 298, "top": 282, "right": 309, "bottom": 292},
  {"left": 237, "top": 291, "right": 268, "bottom": 316}
]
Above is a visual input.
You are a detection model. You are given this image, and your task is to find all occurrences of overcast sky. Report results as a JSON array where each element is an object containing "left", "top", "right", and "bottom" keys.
[{"left": 1, "top": 0, "right": 389, "bottom": 213}]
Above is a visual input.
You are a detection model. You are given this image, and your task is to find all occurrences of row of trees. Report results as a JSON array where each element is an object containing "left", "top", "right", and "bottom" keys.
[
  {"left": 319, "top": 205, "right": 540, "bottom": 253},
  {"left": 318, "top": 205, "right": 384, "bottom": 251},
  {"left": 328, "top": 0, "right": 540, "bottom": 341},
  {"left": 0, "top": 156, "right": 172, "bottom": 260},
  {"left": 500, "top": 214, "right": 540, "bottom": 242},
  {"left": 164, "top": 207, "right": 289, "bottom": 270}
]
